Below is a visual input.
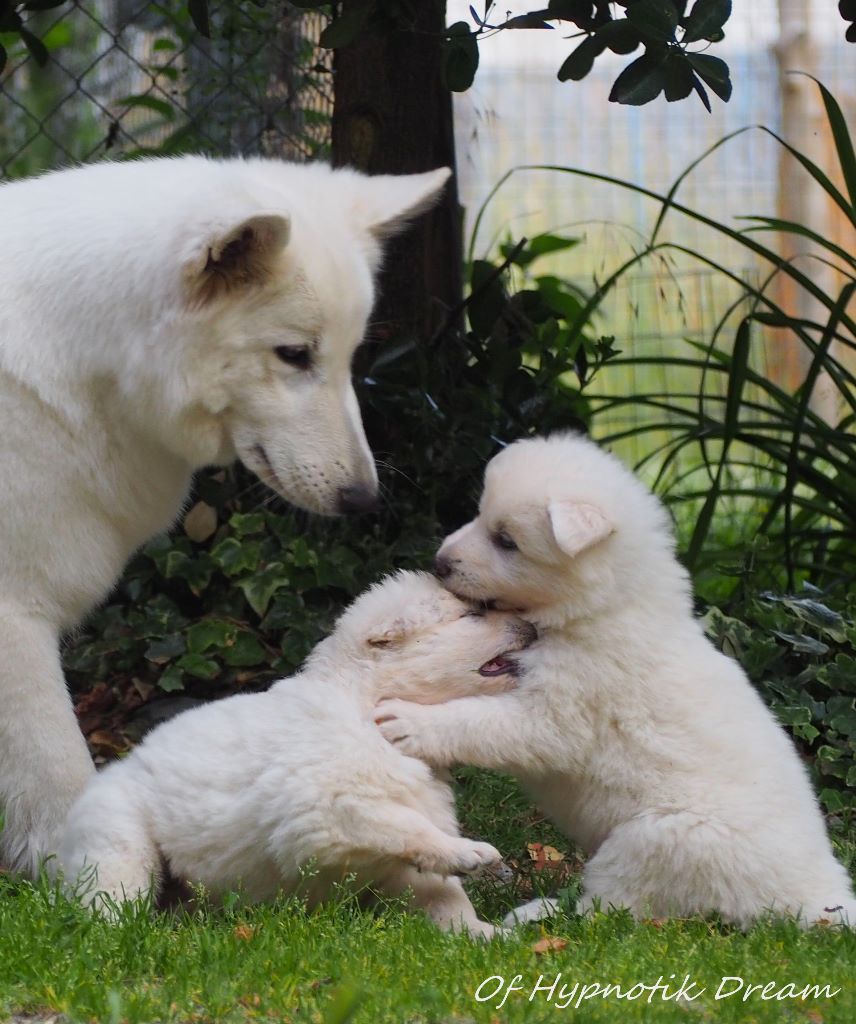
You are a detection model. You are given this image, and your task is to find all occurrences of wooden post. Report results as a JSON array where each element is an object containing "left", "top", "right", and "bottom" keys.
[
  {"left": 773, "top": 0, "right": 839, "bottom": 419},
  {"left": 331, "top": 0, "right": 462, "bottom": 345}
]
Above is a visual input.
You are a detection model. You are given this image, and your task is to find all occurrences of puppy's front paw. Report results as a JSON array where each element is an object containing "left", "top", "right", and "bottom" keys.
[
  {"left": 374, "top": 699, "right": 447, "bottom": 765},
  {"left": 451, "top": 839, "right": 503, "bottom": 876},
  {"left": 416, "top": 837, "right": 502, "bottom": 878}
]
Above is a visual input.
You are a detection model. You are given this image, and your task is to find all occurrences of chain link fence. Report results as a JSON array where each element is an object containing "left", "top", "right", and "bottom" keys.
[{"left": 0, "top": 1, "right": 332, "bottom": 178}]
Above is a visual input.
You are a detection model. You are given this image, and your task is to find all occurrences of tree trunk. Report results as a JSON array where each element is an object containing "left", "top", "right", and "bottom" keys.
[{"left": 331, "top": 0, "right": 461, "bottom": 346}]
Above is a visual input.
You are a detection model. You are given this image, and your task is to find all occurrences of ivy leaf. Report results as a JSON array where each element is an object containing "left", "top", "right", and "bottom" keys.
[
  {"left": 176, "top": 653, "right": 220, "bottom": 680},
  {"left": 211, "top": 537, "right": 262, "bottom": 576},
  {"left": 145, "top": 634, "right": 187, "bottom": 665},
  {"left": 608, "top": 53, "right": 667, "bottom": 105},
  {"left": 222, "top": 630, "right": 266, "bottom": 667},
  {"left": 682, "top": 0, "right": 732, "bottom": 44},
  {"left": 187, "top": 618, "right": 235, "bottom": 655},
  {"left": 157, "top": 664, "right": 185, "bottom": 693},
  {"left": 240, "top": 562, "right": 290, "bottom": 617}
]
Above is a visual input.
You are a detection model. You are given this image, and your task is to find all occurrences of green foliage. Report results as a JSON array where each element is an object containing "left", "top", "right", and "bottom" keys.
[{"left": 706, "top": 585, "right": 856, "bottom": 814}]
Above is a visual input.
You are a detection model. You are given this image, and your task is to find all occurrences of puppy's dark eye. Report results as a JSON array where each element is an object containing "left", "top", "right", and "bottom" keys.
[
  {"left": 492, "top": 530, "right": 518, "bottom": 552},
  {"left": 274, "top": 345, "right": 311, "bottom": 370}
]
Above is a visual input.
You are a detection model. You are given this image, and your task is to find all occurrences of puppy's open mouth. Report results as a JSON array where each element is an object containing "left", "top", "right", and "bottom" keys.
[{"left": 478, "top": 654, "right": 518, "bottom": 678}]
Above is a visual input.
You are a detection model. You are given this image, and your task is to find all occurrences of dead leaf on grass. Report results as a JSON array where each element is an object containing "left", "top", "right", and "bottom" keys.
[{"left": 531, "top": 936, "right": 568, "bottom": 955}]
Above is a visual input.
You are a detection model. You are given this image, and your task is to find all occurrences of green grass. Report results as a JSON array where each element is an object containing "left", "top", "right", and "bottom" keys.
[{"left": 2, "top": 771, "right": 855, "bottom": 1024}]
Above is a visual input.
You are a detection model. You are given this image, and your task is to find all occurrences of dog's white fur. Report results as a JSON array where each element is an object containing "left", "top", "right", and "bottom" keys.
[
  {"left": 0, "top": 157, "right": 450, "bottom": 875},
  {"left": 377, "top": 434, "right": 856, "bottom": 928},
  {"left": 55, "top": 571, "right": 535, "bottom": 937}
]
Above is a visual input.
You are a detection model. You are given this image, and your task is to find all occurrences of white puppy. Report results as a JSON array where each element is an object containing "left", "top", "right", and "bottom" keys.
[
  {"left": 377, "top": 434, "right": 856, "bottom": 928},
  {"left": 0, "top": 156, "right": 449, "bottom": 874},
  {"left": 56, "top": 571, "right": 535, "bottom": 936}
]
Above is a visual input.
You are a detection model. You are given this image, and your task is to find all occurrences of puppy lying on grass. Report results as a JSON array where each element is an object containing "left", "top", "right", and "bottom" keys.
[
  {"left": 56, "top": 571, "right": 534, "bottom": 937},
  {"left": 377, "top": 433, "right": 856, "bottom": 929}
]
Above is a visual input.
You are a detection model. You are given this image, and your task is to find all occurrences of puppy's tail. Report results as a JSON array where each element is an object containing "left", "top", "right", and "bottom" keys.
[{"left": 56, "top": 770, "right": 160, "bottom": 916}]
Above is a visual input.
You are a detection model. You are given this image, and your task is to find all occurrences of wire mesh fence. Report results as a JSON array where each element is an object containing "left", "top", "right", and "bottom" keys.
[{"left": 0, "top": 0, "right": 332, "bottom": 178}]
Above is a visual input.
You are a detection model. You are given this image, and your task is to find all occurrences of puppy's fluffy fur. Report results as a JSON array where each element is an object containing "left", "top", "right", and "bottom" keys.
[
  {"left": 378, "top": 434, "right": 856, "bottom": 928},
  {"left": 56, "top": 571, "right": 534, "bottom": 937}
]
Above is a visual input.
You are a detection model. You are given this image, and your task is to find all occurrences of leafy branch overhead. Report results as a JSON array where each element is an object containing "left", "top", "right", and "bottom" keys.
[
  {"left": 288, "top": 0, "right": 733, "bottom": 110},
  {"left": 468, "top": 0, "right": 735, "bottom": 111}
]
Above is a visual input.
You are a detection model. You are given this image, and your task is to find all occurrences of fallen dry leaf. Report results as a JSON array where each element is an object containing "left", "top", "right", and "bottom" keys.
[
  {"left": 531, "top": 936, "right": 568, "bottom": 955},
  {"left": 527, "top": 842, "right": 565, "bottom": 871},
  {"left": 86, "top": 729, "right": 128, "bottom": 755}
]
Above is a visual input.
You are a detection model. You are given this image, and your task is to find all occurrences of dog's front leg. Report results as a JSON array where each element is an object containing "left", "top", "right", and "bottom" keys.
[
  {"left": 375, "top": 693, "right": 555, "bottom": 774},
  {"left": 0, "top": 608, "right": 94, "bottom": 876}
]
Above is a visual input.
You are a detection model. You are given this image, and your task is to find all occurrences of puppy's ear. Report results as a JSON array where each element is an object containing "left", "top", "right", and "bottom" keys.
[
  {"left": 350, "top": 167, "right": 452, "bottom": 239},
  {"left": 547, "top": 501, "right": 615, "bottom": 558},
  {"left": 366, "top": 618, "right": 409, "bottom": 649},
  {"left": 184, "top": 213, "right": 290, "bottom": 307}
]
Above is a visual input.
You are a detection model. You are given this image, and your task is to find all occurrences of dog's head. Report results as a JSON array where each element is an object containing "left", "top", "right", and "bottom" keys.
[
  {"left": 435, "top": 433, "right": 677, "bottom": 622},
  {"left": 169, "top": 162, "right": 450, "bottom": 515},
  {"left": 326, "top": 570, "right": 537, "bottom": 702}
]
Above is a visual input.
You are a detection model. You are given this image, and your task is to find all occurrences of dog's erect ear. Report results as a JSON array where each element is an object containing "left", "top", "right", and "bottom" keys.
[
  {"left": 351, "top": 168, "right": 452, "bottom": 239},
  {"left": 547, "top": 501, "right": 615, "bottom": 558},
  {"left": 366, "top": 618, "right": 410, "bottom": 650},
  {"left": 184, "top": 213, "right": 290, "bottom": 306}
]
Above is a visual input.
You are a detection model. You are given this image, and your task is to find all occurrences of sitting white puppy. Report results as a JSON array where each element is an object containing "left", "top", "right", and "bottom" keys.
[
  {"left": 56, "top": 571, "right": 535, "bottom": 936},
  {"left": 377, "top": 434, "right": 856, "bottom": 928}
]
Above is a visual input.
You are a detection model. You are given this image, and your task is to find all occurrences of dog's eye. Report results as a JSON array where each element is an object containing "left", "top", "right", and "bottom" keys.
[
  {"left": 492, "top": 531, "right": 518, "bottom": 552},
  {"left": 274, "top": 345, "right": 311, "bottom": 370}
]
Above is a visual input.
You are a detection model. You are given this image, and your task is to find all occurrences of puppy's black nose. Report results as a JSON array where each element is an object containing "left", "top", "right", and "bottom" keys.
[
  {"left": 517, "top": 620, "right": 538, "bottom": 647},
  {"left": 434, "top": 555, "right": 453, "bottom": 579},
  {"left": 337, "top": 485, "right": 379, "bottom": 515}
]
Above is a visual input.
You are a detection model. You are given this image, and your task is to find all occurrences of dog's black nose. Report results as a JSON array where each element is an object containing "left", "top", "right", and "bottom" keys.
[
  {"left": 434, "top": 555, "right": 453, "bottom": 579},
  {"left": 517, "top": 620, "right": 538, "bottom": 646},
  {"left": 337, "top": 485, "right": 379, "bottom": 515}
]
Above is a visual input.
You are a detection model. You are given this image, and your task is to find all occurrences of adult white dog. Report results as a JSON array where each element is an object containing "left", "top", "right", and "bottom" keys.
[
  {"left": 377, "top": 433, "right": 856, "bottom": 928},
  {"left": 56, "top": 571, "right": 535, "bottom": 936},
  {"left": 0, "top": 156, "right": 450, "bottom": 876}
]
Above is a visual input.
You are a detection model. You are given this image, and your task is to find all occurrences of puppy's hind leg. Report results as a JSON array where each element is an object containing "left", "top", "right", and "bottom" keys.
[
  {"left": 57, "top": 770, "right": 161, "bottom": 917},
  {"left": 0, "top": 608, "right": 94, "bottom": 877},
  {"left": 332, "top": 797, "right": 501, "bottom": 878}
]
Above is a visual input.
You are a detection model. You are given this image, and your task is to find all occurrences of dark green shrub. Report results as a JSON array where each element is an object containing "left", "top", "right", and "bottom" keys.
[{"left": 706, "top": 586, "right": 856, "bottom": 814}]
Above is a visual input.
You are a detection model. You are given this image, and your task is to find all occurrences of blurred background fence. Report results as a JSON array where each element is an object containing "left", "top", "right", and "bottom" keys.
[{"left": 0, "top": 0, "right": 332, "bottom": 177}]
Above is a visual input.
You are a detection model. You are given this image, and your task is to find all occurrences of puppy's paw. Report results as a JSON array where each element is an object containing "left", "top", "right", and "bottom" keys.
[
  {"left": 447, "top": 838, "right": 503, "bottom": 877},
  {"left": 374, "top": 699, "right": 446, "bottom": 765},
  {"left": 502, "top": 896, "right": 560, "bottom": 928}
]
